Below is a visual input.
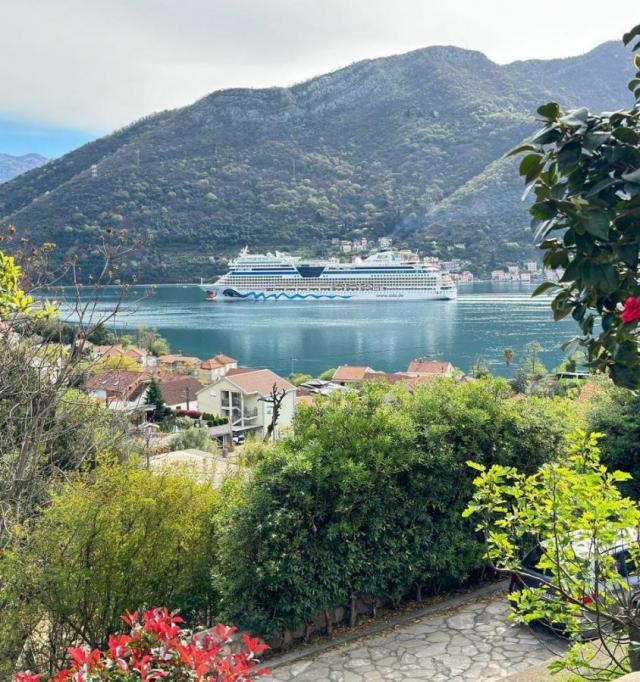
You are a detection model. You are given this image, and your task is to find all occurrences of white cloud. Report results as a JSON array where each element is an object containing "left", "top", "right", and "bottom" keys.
[{"left": 1, "top": 0, "right": 637, "bottom": 130}]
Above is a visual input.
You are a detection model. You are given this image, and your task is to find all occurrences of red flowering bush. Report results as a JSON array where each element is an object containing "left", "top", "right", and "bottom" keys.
[
  {"left": 176, "top": 409, "right": 203, "bottom": 419},
  {"left": 14, "top": 608, "right": 270, "bottom": 682},
  {"left": 621, "top": 297, "right": 640, "bottom": 325}
]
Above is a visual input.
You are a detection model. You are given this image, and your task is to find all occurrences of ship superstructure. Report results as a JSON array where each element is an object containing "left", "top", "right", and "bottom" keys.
[{"left": 200, "top": 249, "right": 457, "bottom": 301}]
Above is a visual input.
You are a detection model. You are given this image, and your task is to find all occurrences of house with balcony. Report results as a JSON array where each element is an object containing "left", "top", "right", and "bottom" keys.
[{"left": 197, "top": 368, "right": 295, "bottom": 440}]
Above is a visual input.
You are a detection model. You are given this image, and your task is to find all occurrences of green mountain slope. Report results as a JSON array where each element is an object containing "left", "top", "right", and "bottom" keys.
[{"left": 0, "top": 41, "right": 633, "bottom": 281}]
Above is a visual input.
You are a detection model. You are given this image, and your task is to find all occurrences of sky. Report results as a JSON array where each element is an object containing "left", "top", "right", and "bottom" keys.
[{"left": 1, "top": 0, "right": 638, "bottom": 156}]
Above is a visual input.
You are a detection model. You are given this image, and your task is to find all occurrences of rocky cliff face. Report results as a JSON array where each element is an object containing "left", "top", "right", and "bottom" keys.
[{"left": 0, "top": 40, "right": 634, "bottom": 281}]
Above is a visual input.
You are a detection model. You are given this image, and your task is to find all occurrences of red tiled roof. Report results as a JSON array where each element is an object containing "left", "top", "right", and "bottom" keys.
[
  {"left": 224, "top": 369, "right": 294, "bottom": 397},
  {"left": 332, "top": 365, "right": 374, "bottom": 382},
  {"left": 158, "top": 376, "right": 204, "bottom": 407},
  {"left": 406, "top": 360, "right": 453, "bottom": 375},
  {"left": 225, "top": 367, "right": 256, "bottom": 376},
  {"left": 124, "top": 346, "right": 146, "bottom": 358},
  {"left": 214, "top": 353, "right": 236, "bottom": 365},
  {"left": 85, "top": 370, "right": 149, "bottom": 399},
  {"left": 200, "top": 358, "right": 224, "bottom": 370}
]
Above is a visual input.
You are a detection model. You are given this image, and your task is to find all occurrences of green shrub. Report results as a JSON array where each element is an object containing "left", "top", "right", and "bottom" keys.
[
  {"left": 215, "top": 378, "right": 581, "bottom": 636},
  {"left": 0, "top": 459, "right": 222, "bottom": 677},
  {"left": 170, "top": 427, "right": 216, "bottom": 452}
]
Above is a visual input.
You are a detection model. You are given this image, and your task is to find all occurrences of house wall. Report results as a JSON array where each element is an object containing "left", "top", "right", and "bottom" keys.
[{"left": 197, "top": 379, "right": 295, "bottom": 439}]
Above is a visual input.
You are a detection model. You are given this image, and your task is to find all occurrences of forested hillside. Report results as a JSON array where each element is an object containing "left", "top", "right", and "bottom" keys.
[{"left": 0, "top": 40, "right": 633, "bottom": 281}]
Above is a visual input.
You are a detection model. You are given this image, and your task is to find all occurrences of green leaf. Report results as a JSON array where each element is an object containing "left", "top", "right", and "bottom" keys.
[
  {"left": 532, "top": 281, "right": 558, "bottom": 297},
  {"left": 530, "top": 201, "right": 557, "bottom": 220},
  {"left": 507, "top": 143, "right": 538, "bottom": 158},
  {"left": 466, "top": 460, "right": 485, "bottom": 472},
  {"left": 537, "top": 102, "right": 561, "bottom": 121},
  {"left": 613, "top": 127, "right": 640, "bottom": 145},
  {"left": 583, "top": 212, "right": 610, "bottom": 240},
  {"left": 585, "top": 177, "right": 618, "bottom": 198},
  {"left": 557, "top": 142, "right": 581, "bottom": 172},
  {"left": 531, "top": 127, "right": 562, "bottom": 145},
  {"left": 519, "top": 153, "right": 543, "bottom": 181}
]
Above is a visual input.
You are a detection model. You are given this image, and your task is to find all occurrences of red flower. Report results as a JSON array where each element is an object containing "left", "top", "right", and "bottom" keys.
[
  {"left": 14, "top": 673, "right": 42, "bottom": 682},
  {"left": 621, "top": 296, "right": 640, "bottom": 324},
  {"left": 14, "top": 608, "right": 269, "bottom": 682}
]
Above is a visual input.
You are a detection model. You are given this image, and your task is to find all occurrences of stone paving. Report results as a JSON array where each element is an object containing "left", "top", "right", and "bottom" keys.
[{"left": 267, "top": 596, "right": 564, "bottom": 681}]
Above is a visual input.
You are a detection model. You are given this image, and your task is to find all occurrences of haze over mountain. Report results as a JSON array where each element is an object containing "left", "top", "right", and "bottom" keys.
[
  {"left": 0, "top": 39, "right": 634, "bottom": 281},
  {"left": 0, "top": 153, "right": 47, "bottom": 184}
]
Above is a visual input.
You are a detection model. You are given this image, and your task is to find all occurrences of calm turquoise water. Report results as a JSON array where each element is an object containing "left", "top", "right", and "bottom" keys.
[{"left": 60, "top": 281, "right": 575, "bottom": 377}]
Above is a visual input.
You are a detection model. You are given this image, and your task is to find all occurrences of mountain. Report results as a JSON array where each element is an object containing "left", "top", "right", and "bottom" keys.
[
  {"left": 0, "top": 153, "right": 47, "bottom": 184},
  {"left": 0, "top": 40, "right": 634, "bottom": 281}
]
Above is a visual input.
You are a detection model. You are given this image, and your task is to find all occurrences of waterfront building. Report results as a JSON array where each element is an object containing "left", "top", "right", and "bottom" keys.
[
  {"left": 524, "top": 261, "right": 538, "bottom": 272},
  {"left": 332, "top": 365, "right": 376, "bottom": 386},
  {"left": 199, "top": 353, "right": 238, "bottom": 382},
  {"left": 378, "top": 237, "right": 393, "bottom": 249},
  {"left": 491, "top": 270, "right": 507, "bottom": 281},
  {"left": 406, "top": 359, "right": 454, "bottom": 377}
]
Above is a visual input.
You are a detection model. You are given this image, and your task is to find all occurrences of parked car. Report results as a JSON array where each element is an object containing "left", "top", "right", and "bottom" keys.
[
  {"left": 509, "top": 533, "right": 639, "bottom": 639},
  {"left": 232, "top": 433, "right": 245, "bottom": 446}
]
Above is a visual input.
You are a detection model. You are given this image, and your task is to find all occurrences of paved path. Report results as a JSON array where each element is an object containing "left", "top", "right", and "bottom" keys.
[{"left": 267, "top": 595, "right": 562, "bottom": 681}]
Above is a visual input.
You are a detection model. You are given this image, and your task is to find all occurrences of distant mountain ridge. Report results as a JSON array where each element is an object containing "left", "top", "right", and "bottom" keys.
[
  {"left": 0, "top": 40, "right": 634, "bottom": 281},
  {"left": 0, "top": 153, "right": 47, "bottom": 184}
]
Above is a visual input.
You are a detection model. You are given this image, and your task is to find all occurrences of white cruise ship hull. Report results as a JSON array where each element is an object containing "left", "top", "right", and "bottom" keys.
[
  {"left": 200, "top": 285, "right": 457, "bottom": 302},
  {"left": 201, "top": 249, "right": 458, "bottom": 302}
]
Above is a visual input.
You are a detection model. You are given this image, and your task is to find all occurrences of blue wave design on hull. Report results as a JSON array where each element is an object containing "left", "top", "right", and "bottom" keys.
[{"left": 222, "top": 288, "right": 352, "bottom": 301}]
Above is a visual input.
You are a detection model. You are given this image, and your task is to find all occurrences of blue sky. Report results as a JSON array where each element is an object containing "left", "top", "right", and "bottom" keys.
[
  {"left": 2, "top": 0, "right": 639, "bottom": 158},
  {"left": 0, "top": 118, "right": 100, "bottom": 158}
]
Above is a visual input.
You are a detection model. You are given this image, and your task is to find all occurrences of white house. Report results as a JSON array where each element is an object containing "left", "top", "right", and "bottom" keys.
[
  {"left": 199, "top": 353, "right": 237, "bottom": 382},
  {"left": 197, "top": 369, "right": 296, "bottom": 440}
]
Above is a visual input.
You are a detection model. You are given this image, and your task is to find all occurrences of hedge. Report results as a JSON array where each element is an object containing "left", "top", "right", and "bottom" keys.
[{"left": 214, "top": 378, "right": 582, "bottom": 636}]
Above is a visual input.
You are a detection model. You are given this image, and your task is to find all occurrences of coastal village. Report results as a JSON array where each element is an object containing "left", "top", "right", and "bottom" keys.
[
  {"left": 329, "top": 235, "right": 562, "bottom": 285},
  {"left": 80, "top": 338, "right": 460, "bottom": 448}
]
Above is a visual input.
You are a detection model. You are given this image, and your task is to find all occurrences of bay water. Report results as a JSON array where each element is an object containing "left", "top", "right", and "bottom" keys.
[{"left": 63, "top": 281, "right": 575, "bottom": 378}]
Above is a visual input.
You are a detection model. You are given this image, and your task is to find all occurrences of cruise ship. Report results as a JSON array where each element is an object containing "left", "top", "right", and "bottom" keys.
[{"left": 200, "top": 249, "right": 457, "bottom": 302}]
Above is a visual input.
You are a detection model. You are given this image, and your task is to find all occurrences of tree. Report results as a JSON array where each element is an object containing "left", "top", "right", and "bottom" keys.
[
  {"left": 510, "top": 368, "right": 529, "bottom": 394},
  {"left": 289, "top": 373, "right": 313, "bottom": 386},
  {"left": 513, "top": 26, "right": 640, "bottom": 388},
  {"left": 319, "top": 368, "right": 337, "bottom": 381},
  {"left": 259, "top": 383, "right": 288, "bottom": 442},
  {"left": 465, "top": 431, "right": 640, "bottom": 679},
  {"left": 169, "top": 427, "right": 216, "bottom": 453},
  {"left": 145, "top": 376, "right": 169, "bottom": 421},
  {"left": 0, "top": 226, "right": 144, "bottom": 545},
  {"left": 92, "top": 353, "right": 142, "bottom": 372},
  {"left": 520, "top": 341, "right": 546, "bottom": 376},
  {"left": 471, "top": 357, "right": 491, "bottom": 378},
  {"left": 503, "top": 347, "right": 514, "bottom": 368},
  {"left": 135, "top": 326, "right": 170, "bottom": 356},
  {"left": 588, "top": 385, "right": 640, "bottom": 499},
  {"left": 1, "top": 460, "right": 222, "bottom": 677}
]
